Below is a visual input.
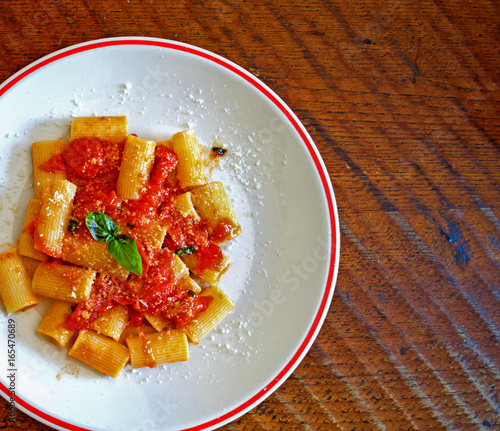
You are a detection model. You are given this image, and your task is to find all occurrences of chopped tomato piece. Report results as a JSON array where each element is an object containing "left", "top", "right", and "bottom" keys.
[
  {"left": 62, "top": 137, "right": 106, "bottom": 179},
  {"left": 197, "top": 242, "right": 223, "bottom": 273},
  {"left": 38, "top": 137, "right": 107, "bottom": 179},
  {"left": 210, "top": 220, "right": 236, "bottom": 243},
  {"left": 149, "top": 146, "right": 178, "bottom": 187},
  {"left": 39, "top": 154, "right": 67, "bottom": 173}
]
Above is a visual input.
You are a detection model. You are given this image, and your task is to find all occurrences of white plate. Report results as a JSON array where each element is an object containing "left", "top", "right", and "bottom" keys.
[{"left": 0, "top": 37, "right": 339, "bottom": 431}]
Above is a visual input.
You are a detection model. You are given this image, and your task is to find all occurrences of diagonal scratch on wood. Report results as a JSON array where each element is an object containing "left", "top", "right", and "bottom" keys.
[{"left": 411, "top": 34, "right": 422, "bottom": 84}]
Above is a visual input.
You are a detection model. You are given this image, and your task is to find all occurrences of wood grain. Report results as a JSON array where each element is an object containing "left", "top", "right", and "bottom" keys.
[{"left": 0, "top": 0, "right": 499, "bottom": 430}]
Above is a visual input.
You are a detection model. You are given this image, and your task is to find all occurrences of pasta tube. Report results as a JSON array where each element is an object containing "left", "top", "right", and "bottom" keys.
[
  {"left": 91, "top": 305, "right": 129, "bottom": 341},
  {"left": 174, "top": 191, "right": 200, "bottom": 219},
  {"left": 116, "top": 135, "right": 156, "bottom": 200},
  {"left": 126, "top": 329, "right": 189, "bottom": 368},
  {"left": 190, "top": 181, "right": 241, "bottom": 242},
  {"left": 172, "top": 254, "right": 189, "bottom": 281},
  {"left": 178, "top": 276, "right": 202, "bottom": 295},
  {"left": 172, "top": 130, "right": 206, "bottom": 189},
  {"left": 36, "top": 300, "right": 75, "bottom": 347},
  {"left": 132, "top": 221, "right": 167, "bottom": 250},
  {"left": 31, "top": 140, "right": 67, "bottom": 199},
  {"left": 184, "top": 285, "right": 234, "bottom": 344},
  {"left": 143, "top": 312, "right": 171, "bottom": 332},
  {"left": 61, "top": 234, "right": 129, "bottom": 281},
  {"left": 32, "top": 261, "right": 95, "bottom": 303},
  {"left": 182, "top": 251, "right": 232, "bottom": 286},
  {"left": 0, "top": 248, "right": 39, "bottom": 313},
  {"left": 34, "top": 179, "right": 77, "bottom": 258},
  {"left": 70, "top": 116, "right": 128, "bottom": 144},
  {"left": 68, "top": 330, "right": 130, "bottom": 378},
  {"left": 18, "top": 199, "right": 48, "bottom": 261}
]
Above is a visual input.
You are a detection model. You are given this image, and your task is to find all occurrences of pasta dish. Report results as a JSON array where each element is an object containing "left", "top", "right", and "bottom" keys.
[{"left": 0, "top": 115, "right": 240, "bottom": 377}]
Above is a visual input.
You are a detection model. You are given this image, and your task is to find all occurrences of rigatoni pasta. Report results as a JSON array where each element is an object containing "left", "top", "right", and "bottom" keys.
[
  {"left": 181, "top": 250, "right": 232, "bottom": 286},
  {"left": 132, "top": 221, "right": 167, "bottom": 250},
  {"left": 68, "top": 330, "right": 130, "bottom": 378},
  {"left": 143, "top": 312, "right": 171, "bottom": 332},
  {"left": 32, "top": 261, "right": 95, "bottom": 303},
  {"left": 36, "top": 300, "right": 76, "bottom": 347},
  {"left": 31, "top": 140, "right": 67, "bottom": 198},
  {"left": 91, "top": 305, "right": 129, "bottom": 341},
  {"left": 172, "top": 129, "right": 206, "bottom": 189},
  {"left": 178, "top": 275, "right": 202, "bottom": 295},
  {"left": 70, "top": 115, "right": 128, "bottom": 144},
  {"left": 61, "top": 234, "right": 130, "bottom": 281},
  {"left": 34, "top": 179, "right": 77, "bottom": 258},
  {"left": 18, "top": 199, "right": 48, "bottom": 261},
  {"left": 174, "top": 191, "right": 200, "bottom": 219},
  {"left": 2, "top": 116, "right": 241, "bottom": 378},
  {"left": 0, "top": 248, "right": 39, "bottom": 314},
  {"left": 116, "top": 135, "right": 156, "bottom": 200},
  {"left": 20, "top": 256, "right": 42, "bottom": 279},
  {"left": 126, "top": 329, "right": 189, "bottom": 368},
  {"left": 191, "top": 181, "right": 242, "bottom": 242},
  {"left": 184, "top": 285, "right": 234, "bottom": 344}
]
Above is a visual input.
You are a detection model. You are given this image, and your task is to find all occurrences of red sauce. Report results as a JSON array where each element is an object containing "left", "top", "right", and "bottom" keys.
[
  {"left": 63, "top": 138, "right": 105, "bottom": 179},
  {"left": 149, "top": 146, "right": 178, "bottom": 187},
  {"left": 45, "top": 136, "right": 218, "bottom": 342},
  {"left": 66, "top": 301, "right": 113, "bottom": 330},
  {"left": 136, "top": 250, "right": 177, "bottom": 313},
  {"left": 39, "top": 154, "right": 66, "bottom": 173},
  {"left": 120, "top": 185, "right": 169, "bottom": 228},
  {"left": 72, "top": 182, "right": 122, "bottom": 224},
  {"left": 40, "top": 137, "right": 107, "bottom": 180},
  {"left": 197, "top": 242, "right": 223, "bottom": 273},
  {"left": 210, "top": 220, "right": 237, "bottom": 243},
  {"left": 170, "top": 295, "right": 213, "bottom": 328},
  {"left": 164, "top": 214, "right": 210, "bottom": 251},
  {"left": 97, "top": 139, "right": 124, "bottom": 181}
]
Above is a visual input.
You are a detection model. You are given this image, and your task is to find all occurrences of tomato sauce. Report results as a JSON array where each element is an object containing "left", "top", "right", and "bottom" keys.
[
  {"left": 164, "top": 214, "right": 210, "bottom": 251},
  {"left": 63, "top": 137, "right": 105, "bottom": 179},
  {"left": 120, "top": 185, "right": 169, "bottom": 228},
  {"left": 149, "top": 146, "right": 178, "bottom": 187},
  {"left": 40, "top": 137, "right": 108, "bottom": 180},
  {"left": 40, "top": 137, "right": 216, "bottom": 338},
  {"left": 197, "top": 242, "right": 223, "bottom": 273},
  {"left": 210, "top": 220, "right": 237, "bottom": 243}
]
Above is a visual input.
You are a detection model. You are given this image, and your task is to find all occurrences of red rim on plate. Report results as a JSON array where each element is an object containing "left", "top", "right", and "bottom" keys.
[{"left": 0, "top": 37, "right": 339, "bottom": 431}]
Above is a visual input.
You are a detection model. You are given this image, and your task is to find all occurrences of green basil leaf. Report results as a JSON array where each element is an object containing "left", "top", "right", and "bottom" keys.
[
  {"left": 108, "top": 235, "right": 143, "bottom": 276},
  {"left": 175, "top": 246, "right": 195, "bottom": 257},
  {"left": 85, "top": 212, "right": 116, "bottom": 243},
  {"left": 212, "top": 147, "right": 227, "bottom": 155},
  {"left": 86, "top": 212, "right": 143, "bottom": 275},
  {"left": 68, "top": 219, "right": 79, "bottom": 234}
]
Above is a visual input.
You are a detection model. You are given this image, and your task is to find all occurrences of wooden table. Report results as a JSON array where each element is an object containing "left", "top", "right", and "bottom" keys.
[{"left": 1, "top": 0, "right": 498, "bottom": 429}]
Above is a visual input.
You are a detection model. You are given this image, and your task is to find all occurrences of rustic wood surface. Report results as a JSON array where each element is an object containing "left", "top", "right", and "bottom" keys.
[{"left": 0, "top": 0, "right": 499, "bottom": 430}]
